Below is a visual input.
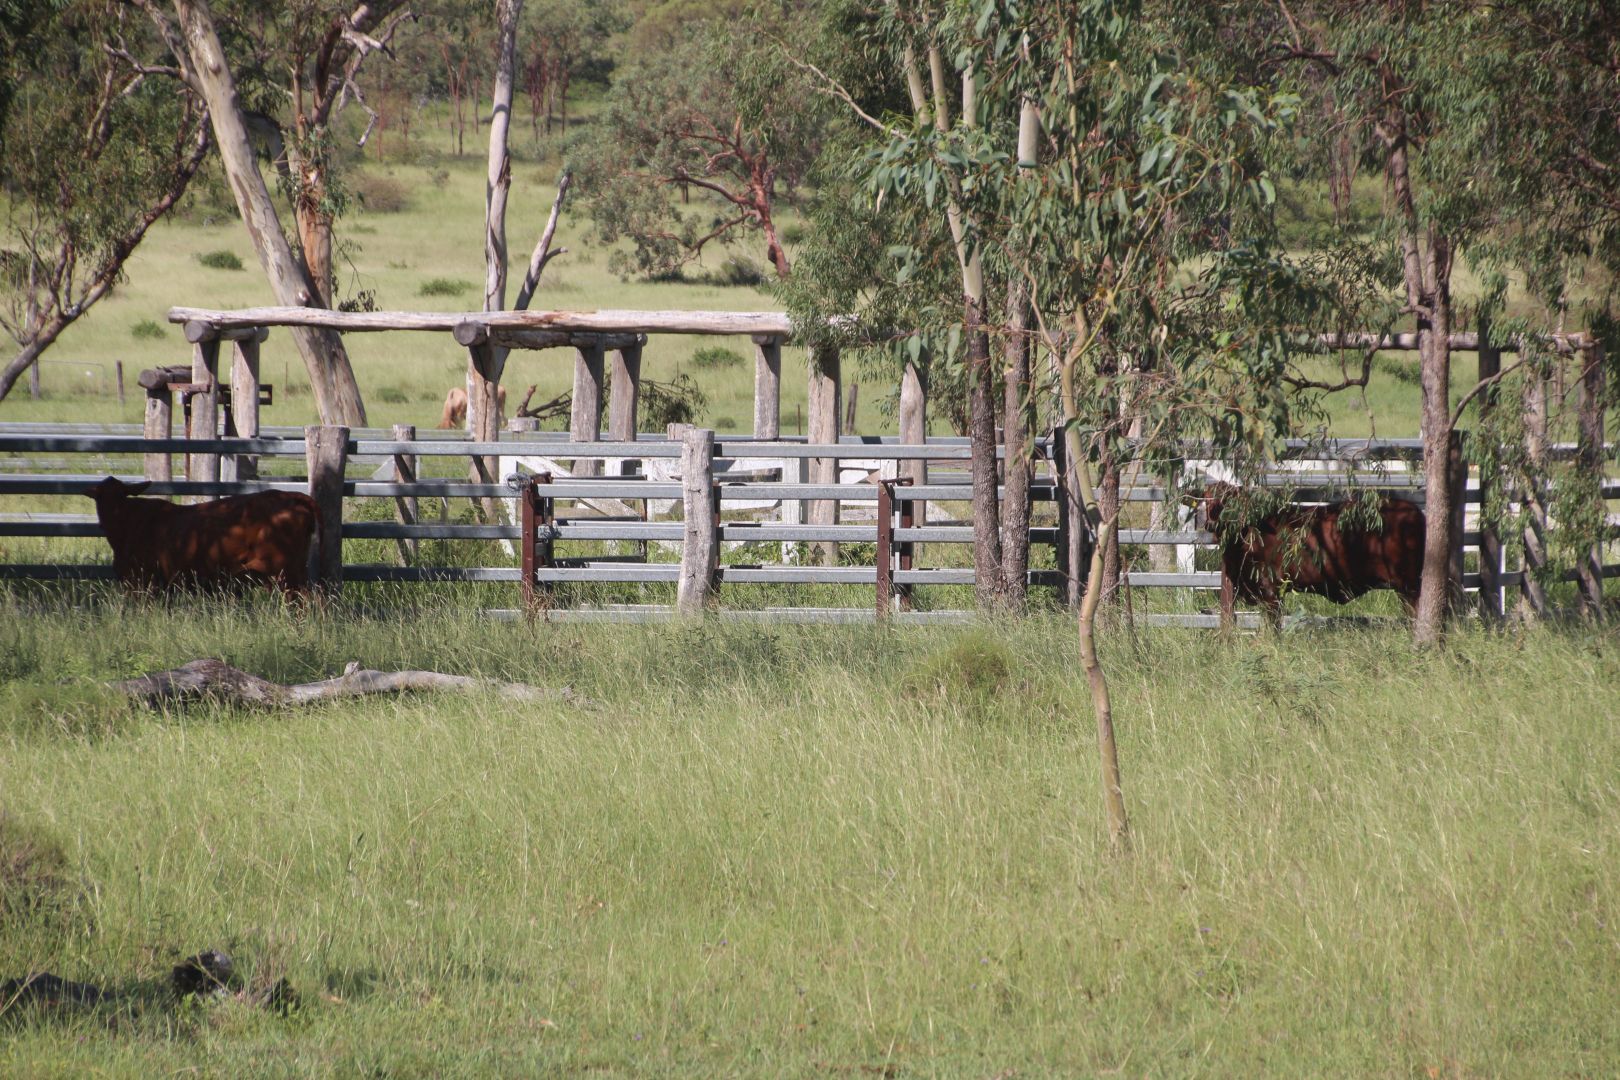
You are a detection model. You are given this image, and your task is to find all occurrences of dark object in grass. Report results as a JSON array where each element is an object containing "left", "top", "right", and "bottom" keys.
[
  {"left": 0, "top": 972, "right": 105, "bottom": 1010},
  {"left": 173, "top": 950, "right": 234, "bottom": 999}
]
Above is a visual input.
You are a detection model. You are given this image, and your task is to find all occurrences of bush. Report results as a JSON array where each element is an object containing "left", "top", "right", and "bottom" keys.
[
  {"left": 377, "top": 385, "right": 411, "bottom": 404},
  {"left": 715, "top": 254, "right": 766, "bottom": 287},
  {"left": 353, "top": 172, "right": 410, "bottom": 213},
  {"left": 419, "top": 277, "right": 474, "bottom": 298},
  {"left": 196, "top": 249, "right": 244, "bottom": 271},
  {"left": 131, "top": 319, "right": 166, "bottom": 340},
  {"left": 690, "top": 346, "right": 745, "bottom": 370},
  {"left": 714, "top": 416, "right": 739, "bottom": 431}
]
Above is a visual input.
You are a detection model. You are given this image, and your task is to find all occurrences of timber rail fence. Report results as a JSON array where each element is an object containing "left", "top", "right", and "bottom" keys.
[
  {"left": 3, "top": 426, "right": 1615, "bottom": 625},
  {"left": 2, "top": 305, "right": 1613, "bottom": 623}
]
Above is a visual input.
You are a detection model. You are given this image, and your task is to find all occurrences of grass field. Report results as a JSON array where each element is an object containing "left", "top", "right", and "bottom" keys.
[{"left": 0, "top": 600, "right": 1616, "bottom": 1076}]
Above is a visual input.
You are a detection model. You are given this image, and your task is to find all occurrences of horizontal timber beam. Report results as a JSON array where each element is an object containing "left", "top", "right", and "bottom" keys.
[
  {"left": 451, "top": 324, "right": 646, "bottom": 350},
  {"left": 169, "top": 306, "right": 795, "bottom": 338}
]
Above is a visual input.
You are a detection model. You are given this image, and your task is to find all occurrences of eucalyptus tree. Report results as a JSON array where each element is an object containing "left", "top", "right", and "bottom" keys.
[
  {"left": 575, "top": 4, "right": 828, "bottom": 282},
  {"left": 1256, "top": 2, "right": 1509, "bottom": 644},
  {"left": 0, "top": 2, "right": 209, "bottom": 403},
  {"left": 805, "top": 0, "right": 1307, "bottom": 848}
]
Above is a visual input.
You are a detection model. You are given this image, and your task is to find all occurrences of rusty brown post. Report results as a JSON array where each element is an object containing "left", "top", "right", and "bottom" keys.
[{"left": 896, "top": 477, "right": 915, "bottom": 613}]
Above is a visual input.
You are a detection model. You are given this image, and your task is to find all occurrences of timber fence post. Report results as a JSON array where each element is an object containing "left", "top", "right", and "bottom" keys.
[
  {"left": 807, "top": 343, "right": 841, "bottom": 565},
  {"left": 753, "top": 334, "right": 781, "bottom": 439},
  {"left": 143, "top": 383, "right": 172, "bottom": 482},
  {"left": 677, "top": 427, "right": 719, "bottom": 616},
  {"left": 116, "top": 361, "right": 125, "bottom": 407},
  {"left": 227, "top": 328, "right": 266, "bottom": 481},
  {"left": 607, "top": 338, "right": 643, "bottom": 446},
  {"left": 572, "top": 341, "right": 605, "bottom": 477},
  {"left": 1521, "top": 368, "right": 1550, "bottom": 619},
  {"left": 1476, "top": 323, "right": 1504, "bottom": 620},
  {"left": 305, "top": 425, "right": 348, "bottom": 593},
  {"left": 188, "top": 337, "right": 221, "bottom": 490},
  {"left": 392, "top": 423, "right": 419, "bottom": 565},
  {"left": 1578, "top": 342, "right": 1607, "bottom": 617}
]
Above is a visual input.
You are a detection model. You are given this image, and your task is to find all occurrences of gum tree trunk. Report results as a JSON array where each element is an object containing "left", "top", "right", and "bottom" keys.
[{"left": 168, "top": 0, "right": 366, "bottom": 426}]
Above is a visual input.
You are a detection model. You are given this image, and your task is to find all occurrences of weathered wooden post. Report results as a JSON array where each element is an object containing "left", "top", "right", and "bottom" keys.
[
  {"left": 142, "top": 380, "right": 173, "bottom": 482},
  {"left": 1521, "top": 369, "right": 1550, "bottom": 619},
  {"left": 571, "top": 340, "right": 605, "bottom": 477},
  {"left": 1475, "top": 324, "right": 1504, "bottom": 620},
  {"left": 1577, "top": 342, "right": 1607, "bottom": 616},
  {"left": 677, "top": 427, "right": 719, "bottom": 616},
  {"left": 115, "top": 361, "right": 126, "bottom": 408},
  {"left": 225, "top": 327, "right": 267, "bottom": 481},
  {"left": 753, "top": 334, "right": 782, "bottom": 439},
  {"left": 188, "top": 336, "right": 221, "bottom": 486},
  {"left": 391, "top": 423, "right": 419, "bottom": 566},
  {"left": 607, "top": 339, "right": 643, "bottom": 443},
  {"left": 807, "top": 343, "right": 841, "bottom": 565},
  {"left": 305, "top": 425, "right": 349, "bottom": 593}
]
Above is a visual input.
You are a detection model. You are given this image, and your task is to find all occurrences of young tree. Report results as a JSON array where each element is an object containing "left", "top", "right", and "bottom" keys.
[
  {"left": 804, "top": 0, "right": 1306, "bottom": 848},
  {"left": 0, "top": 3, "right": 209, "bottom": 403}
]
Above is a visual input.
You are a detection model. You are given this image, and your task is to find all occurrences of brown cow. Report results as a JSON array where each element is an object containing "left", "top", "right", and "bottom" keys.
[
  {"left": 83, "top": 477, "right": 321, "bottom": 594},
  {"left": 437, "top": 385, "right": 506, "bottom": 429},
  {"left": 1195, "top": 483, "right": 1425, "bottom": 625}
]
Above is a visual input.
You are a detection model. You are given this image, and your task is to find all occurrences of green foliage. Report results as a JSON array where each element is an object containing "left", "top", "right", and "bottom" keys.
[
  {"left": 574, "top": 8, "right": 827, "bottom": 280},
  {"left": 195, "top": 249, "right": 245, "bottom": 271},
  {"left": 130, "top": 319, "right": 166, "bottom": 341},
  {"left": 418, "top": 277, "right": 474, "bottom": 297},
  {"left": 689, "top": 346, "right": 744, "bottom": 370}
]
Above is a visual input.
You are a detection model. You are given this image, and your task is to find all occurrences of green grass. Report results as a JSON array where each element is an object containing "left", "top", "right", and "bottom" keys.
[{"left": 1, "top": 597, "right": 1617, "bottom": 1075}]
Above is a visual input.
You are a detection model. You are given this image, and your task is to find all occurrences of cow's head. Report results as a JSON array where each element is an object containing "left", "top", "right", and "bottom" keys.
[
  {"left": 1183, "top": 482, "right": 1241, "bottom": 533},
  {"left": 83, "top": 476, "right": 152, "bottom": 503}
]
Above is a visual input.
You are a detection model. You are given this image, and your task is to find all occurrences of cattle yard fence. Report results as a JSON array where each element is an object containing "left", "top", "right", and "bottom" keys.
[{"left": 3, "top": 425, "right": 1615, "bottom": 626}]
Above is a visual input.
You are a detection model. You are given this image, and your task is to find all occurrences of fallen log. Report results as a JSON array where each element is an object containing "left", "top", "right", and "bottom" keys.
[{"left": 111, "top": 658, "right": 581, "bottom": 709}]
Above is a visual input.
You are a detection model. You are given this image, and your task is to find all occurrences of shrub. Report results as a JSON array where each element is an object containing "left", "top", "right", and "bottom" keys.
[
  {"left": 196, "top": 249, "right": 244, "bottom": 271},
  {"left": 780, "top": 223, "right": 806, "bottom": 245},
  {"left": 714, "top": 254, "right": 766, "bottom": 287},
  {"left": 131, "top": 319, "right": 166, "bottom": 340},
  {"left": 714, "top": 415, "right": 739, "bottom": 431},
  {"left": 690, "top": 346, "right": 745, "bottom": 370},
  {"left": 377, "top": 385, "right": 410, "bottom": 404},
  {"left": 419, "top": 277, "right": 474, "bottom": 298},
  {"left": 353, "top": 172, "right": 410, "bottom": 213}
]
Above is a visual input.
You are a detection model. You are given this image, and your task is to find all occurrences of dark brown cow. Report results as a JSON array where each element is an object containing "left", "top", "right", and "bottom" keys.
[
  {"left": 84, "top": 477, "right": 321, "bottom": 593},
  {"left": 1196, "top": 483, "right": 1425, "bottom": 625}
]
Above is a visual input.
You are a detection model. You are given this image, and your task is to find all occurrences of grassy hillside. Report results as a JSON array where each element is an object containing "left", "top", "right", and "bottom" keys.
[{"left": 1, "top": 600, "right": 1616, "bottom": 1076}]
